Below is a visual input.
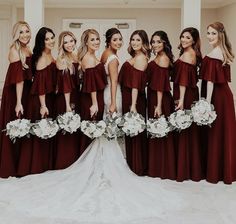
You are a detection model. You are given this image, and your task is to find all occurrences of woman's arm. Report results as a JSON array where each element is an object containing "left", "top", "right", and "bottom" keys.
[
  {"left": 64, "top": 93, "right": 72, "bottom": 112},
  {"left": 175, "top": 85, "right": 186, "bottom": 110},
  {"left": 90, "top": 92, "right": 98, "bottom": 118},
  {"left": 206, "top": 81, "right": 214, "bottom": 103},
  {"left": 154, "top": 91, "right": 163, "bottom": 117},
  {"left": 39, "top": 94, "right": 49, "bottom": 118}
]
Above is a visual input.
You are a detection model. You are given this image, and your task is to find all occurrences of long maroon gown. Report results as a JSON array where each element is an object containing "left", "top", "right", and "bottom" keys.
[
  {"left": 78, "top": 63, "right": 107, "bottom": 155},
  {"left": 54, "top": 64, "right": 80, "bottom": 169},
  {"left": 147, "top": 61, "right": 176, "bottom": 179},
  {"left": 172, "top": 59, "right": 203, "bottom": 182},
  {"left": 200, "top": 56, "right": 236, "bottom": 184},
  {"left": 0, "top": 57, "right": 32, "bottom": 178},
  {"left": 119, "top": 61, "right": 147, "bottom": 175},
  {"left": 17, "top": 63, "right": 56, "bottom": 176}
]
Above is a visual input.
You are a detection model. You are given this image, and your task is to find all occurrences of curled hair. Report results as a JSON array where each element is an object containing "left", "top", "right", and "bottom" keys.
[
  {"left": 128, "top": 30, "right": 151, "bottom": 59},
  {"left": 105, "top": 28, "right": 122, "bottom": 48},
  {"left": 77, "top": 29, "right": 100, "bottom": 63},
  {"left": 207, "top": 22, "right": 234, "bottom": 64},
  {"left": 178, "top": 27, "right": 202, "bottom": 68},
  {"left": 32, "top": 27, "right": 55, "bottom": 74},
  {"left": 57, "top": 31, "right": 77, "bottom": 74},
  {"left": 150, "top": 30, "right": 174, "bottom": 66},
  {"left": 11, "top": 21, "right": 31, "bottom": 69}
]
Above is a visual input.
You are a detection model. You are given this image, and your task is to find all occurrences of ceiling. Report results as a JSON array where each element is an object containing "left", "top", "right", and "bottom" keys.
[{"left": 1, "top": 0, "right": 236, "bottom": 8}]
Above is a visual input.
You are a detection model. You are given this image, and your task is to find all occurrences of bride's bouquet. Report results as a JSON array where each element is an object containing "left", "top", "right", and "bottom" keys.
[
  {"left": 30, "top": 118, "right": 59, "bottom": 139},
  {"left": 147, "top": 116, "right": 170, "bottom": 138},
  {"left": 103, "top": 112, "right": 123, "bottom": 140},
  {"left": 57, "top": 111, "right": 81, "bottom": 134},
  {"left": 191, "top": 98, "right": 217, "bottom": 126},
  {"left": 4, "top": 119, "right": 31, "bottom": 143},
  {"left": 119, "top": 112, "right": 146, "bottom": 137},
  {"left": 81, "top": 120, "right": 106, "bottom": 139},
  {"left": 168, "top": 109, "right": 193, "bottom": 132}
]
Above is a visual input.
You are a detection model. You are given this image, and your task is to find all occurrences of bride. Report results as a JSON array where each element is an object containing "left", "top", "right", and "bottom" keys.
[{"left": 0, "top": 28, "right": 187, "bottom": 224}]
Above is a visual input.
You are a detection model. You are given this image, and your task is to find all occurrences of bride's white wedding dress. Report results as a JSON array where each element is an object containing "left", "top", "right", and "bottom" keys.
[{"left": 0, "top": 55, "right": 188, "bottom": 224}]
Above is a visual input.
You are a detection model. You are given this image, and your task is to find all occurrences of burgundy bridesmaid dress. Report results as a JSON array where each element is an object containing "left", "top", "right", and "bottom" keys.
[
  {"left": 78, "top": 63, "right": 107, "bottom": 155},
  {"left": 0, "top": 57, "right": 32, "bottom": 178},
  {"left": 172, "top": 59, "right": 203, "bottom": 182},
  {"left": 147, "top": 61, "right": 176, "bottom": 179},
  {"left": 200, "top": 56, "right": 236, "bottom": 184},
  {"left": 119, "top": 61, "right": 147, "bottom": 175},
  {"left": 54, "top": 63, "right": 80, "bottom": 169},
  {"left": 17, "top": 63, "right": 56, "bottom": 176}
]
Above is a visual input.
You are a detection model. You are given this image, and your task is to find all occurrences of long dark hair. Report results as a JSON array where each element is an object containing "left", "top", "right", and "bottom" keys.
[
  {"left": 105, "top": 27, "right": 122, "bottom": 48},
  {"left": 150, "top": 30, "right": 174, "bottom": 66},
  {"left": 128, "top": 30, "right": 151, "bottom": 59},
  {"left": 178, "top": 27, "right": 202, "bottom": 67},
  {"left": 32, "top": 27, "right": 55, "bottom": 74}
]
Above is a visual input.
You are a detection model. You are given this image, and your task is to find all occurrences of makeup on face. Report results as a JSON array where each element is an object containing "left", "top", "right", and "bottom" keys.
[
  {"left": 207, "top": 26, "right": 219, "bottom": 47},
  {"left": 45, "top": 32, "right": 55, "bottom": 50},
  {"left": 87, "top": 33, "right": 100, "bottom": 51},
  {"left": 109, "top": 33, "right": 123, "bottom": 51},
  {"left": 63, "top": 35, "right": 76, "bottom": 53},
  {"left": 151, "top": 35, "right": 164, "bottom": 54},
  {"left": 18, "top": 25, "right": 31, "bottom": 45},
  {"left": 131, "top": 34, "right": 143, "bottom": 51},
  {"left": 180, "top": 31, "right": 194, "bottom": 49}
]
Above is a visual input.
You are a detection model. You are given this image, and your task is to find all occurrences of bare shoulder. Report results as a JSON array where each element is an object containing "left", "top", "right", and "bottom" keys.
[
  {"left": 134, "top": 54, "right": 148, "bottom": 71},
  {"left": 207, "top": 47, "right": 224, "bottom": 61},
  {"left": 158, "top": 55, "right": 170, "bottom": 68},
  {"left": 56, "top": 58, "right": 66, "bottom": 70},
  {"left": 101, "top": 50, "right": 109, "bottom": 63},
  {"left": 181, "top": 51, "right": 196, "bottom": 65},
  {"left": 36, "top": 56, "right": 48, "bottom": 70},
  {"left": 8, "top": 46, "right": 20, "bottom": 63},
  {"left": 72, "top": 52, "right": 78, "bottom": 63},
  {"left": 82, "top": 54, "right": 97, "bottom": 69}
]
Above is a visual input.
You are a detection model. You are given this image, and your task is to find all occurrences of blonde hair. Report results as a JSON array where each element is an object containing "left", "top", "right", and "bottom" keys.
[
  {"left": 77, "top": 29, "right": 100, "bottom": 63},
  {"left": 11, "top": 21, "right": 31, "bottom": 69},
  {"left": 57, "top": 31, "right": 77, "bottom": 74},
  {"left": 207, "top": 22, "right": 234, "bottom": 64}
]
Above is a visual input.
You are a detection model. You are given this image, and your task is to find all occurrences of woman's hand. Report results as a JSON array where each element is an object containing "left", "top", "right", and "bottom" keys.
[
  {"left": 154, "top": 106, "right": 162, "bottom": 118},
  {"left": 109, "top": 103, "right": 117, "bottom": 114},
  {"left": 15, "top": 103, "right": 23, "bottom": 118},
  {"left": 90, "top": 104, "right": 98, "bottom": 118},
  {"left": 130, "top": 104, "right": 137, "bottom": 113},
  {"left": 40, "top": 106, "right": 49, "bottom": 118},
  {"left": 175, "top": 99, "right": 184, "bottom": 110}
]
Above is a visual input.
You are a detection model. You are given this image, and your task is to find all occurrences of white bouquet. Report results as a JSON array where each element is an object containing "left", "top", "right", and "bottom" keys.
[
  {"left": 30, "top": 118, "right": 59, "bottom": 139},
  {"left": 147, "top": 116, "right": 170, "bottom": 138},
  {"left": 119, "top": 112, "right": 146, "bottom": 137},
  {"left": 57, "top": 111, "right": 81, "bottom": 134},
  {"left": 191, "top": 98, "right": 217, "bottom": 126},
  {"left": 4, "top": 119, "right": 31, "bottom": 143},
  {"left": 168, "top": 110, "right": 193, "bottom": 131},
  {"left": 103, "top": 112, "right": 123, "bottom": 140},
  {"left": 81, "top": 120, "right": 106, "bottom": 139}
]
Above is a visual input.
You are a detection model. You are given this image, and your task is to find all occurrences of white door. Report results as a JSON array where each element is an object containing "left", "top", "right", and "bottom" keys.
[{"left": 62, "top": 19, "right": 136, "bottom": 65}]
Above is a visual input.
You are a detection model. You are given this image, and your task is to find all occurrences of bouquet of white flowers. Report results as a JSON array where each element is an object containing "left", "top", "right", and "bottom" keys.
[
  {"left": 191, "top": 98, "right": 217, "bottom": 126},
  {"left": 119, "top": 112, "right": 146, "bottom": 137},
  {"left": 103, "top": 112, "right": 123, "bottom": 140},
  {"left": 4, "top": 119, "right": 31, "bottom": 143},
  {"left": 81, "top": 120, "right": 106, "bottom": 139},
  {"left": 30, "top": 118, "right": 59, "bottom": 139},
  {"left": 168, "top": 110, "right": 193, "bottom": 131},
  {"left": 57, "top": 111, "right": 81, "bottom": 134},
  {"left": 147, "top": 116, "right": 170, "bottom": 138}
]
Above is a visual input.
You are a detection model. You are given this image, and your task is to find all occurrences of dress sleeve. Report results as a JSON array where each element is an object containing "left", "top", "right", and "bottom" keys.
[
  {"left": 200, "top": 57, "right": 230, "bottom": 83},
  {"left": 173, "top": 60, "right": 198, "bottom": 88},
  {"left": 31, "top": 64, "right": 55, "bottom": 95},
  {"left": 81, "top": 64, "right": 107, "bottom": 93}
]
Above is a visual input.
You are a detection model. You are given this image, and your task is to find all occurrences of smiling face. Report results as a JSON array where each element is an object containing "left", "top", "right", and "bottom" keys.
[
  {"left": 45, "top": 31, "right": 55, "bottom": 51},
  {"left": 109, "top": 33, "right": 123, "bottom": 51},
  {"left": 180, "top": 31, "right": 194, "bottom": 49},
  {"left": 151, "top": 35, "right": 164, "bottom": 54},
  {"left": 18, "top": 25, "right": 31, "bottom": 46},
  {"left": 86, "top": 33, "right": 100, "bottom": 51},
  {"left": 63, "top": 34, "right": 76, "bottom": 53},
  {"left": 207, "top": 26, "right": 219, "bottom": 47},
  {"left": 130, "top": 34, "right": 143, "bottom": 51}
]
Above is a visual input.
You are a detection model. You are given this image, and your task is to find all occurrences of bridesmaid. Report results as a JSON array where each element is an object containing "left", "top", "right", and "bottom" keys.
[
  {"left": 77, "top": 29, "right": 107, "bottom": 155},
  {"left": 119, "top": 30, "right": 150, "bottom": 175},
  {"left": 147, "top": 31, "right": 176, "bottom": 179},
  {"left": 54, "top": 31, "right": 80, "bottom": 169},
  {"left": 0, "top": 21, "right": 32, "bottom": 178},
  {"left": 200, "top": 22, "right": 236, "bottom": 184},
  {"left": 17, "top": 27, "right": 56, "bottom": 176},
  {"left": 172, "top": 27, "right": 203, "bottom": 182}
]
